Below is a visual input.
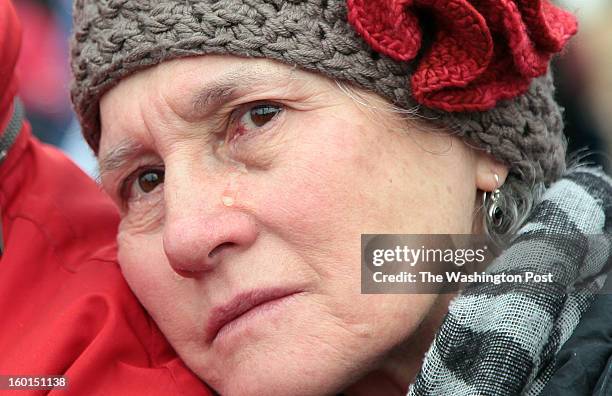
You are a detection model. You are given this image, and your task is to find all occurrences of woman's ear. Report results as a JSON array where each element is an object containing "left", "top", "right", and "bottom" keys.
[
  {"left": 472, "top": 152, "right": 509, "bottom": 234},
  {"left": 475, "top": 152, "right": 510, "bottom": 192}
]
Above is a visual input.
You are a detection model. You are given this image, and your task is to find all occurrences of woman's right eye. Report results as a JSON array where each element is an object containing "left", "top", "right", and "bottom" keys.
[
  {"left": 137, "top": 169, "right": 165, "bottom": 193},
  {"left": 125, "top": 168, "right": 165, "bottom": 201}
]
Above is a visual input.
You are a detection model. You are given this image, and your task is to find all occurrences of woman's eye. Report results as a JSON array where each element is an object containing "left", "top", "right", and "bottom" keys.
[
  {"left": 236, "top": 104, "right": 282, "bottom": 133},
  {"left": 135, "top": 169, "right": 164, "bottom": 194}
]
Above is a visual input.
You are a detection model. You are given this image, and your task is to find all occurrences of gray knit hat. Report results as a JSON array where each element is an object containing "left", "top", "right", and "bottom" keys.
[{"left": 70, "top": 0, "right": 577, "bottom": 187}]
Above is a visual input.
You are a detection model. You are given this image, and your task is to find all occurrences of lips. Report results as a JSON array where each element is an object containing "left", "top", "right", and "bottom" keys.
[{"left": 206, "top": 288, "right": 301, "bottom": 344}]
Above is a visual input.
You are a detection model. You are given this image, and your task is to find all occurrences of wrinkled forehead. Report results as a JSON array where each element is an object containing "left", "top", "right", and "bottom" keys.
[{"left": 96, "top": 55, "right": 330, "bottom": 159}]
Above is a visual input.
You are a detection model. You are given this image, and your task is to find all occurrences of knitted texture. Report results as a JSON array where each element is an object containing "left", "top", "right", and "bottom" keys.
[
  {"left": 347, "top": 0, "right": 577, "bottom": 111},
  {"left": 70, "top": 0, "right": 575, "bottom": 186},
  {"left": 409, "top": 167, "right": 612, "bottom": 395}
]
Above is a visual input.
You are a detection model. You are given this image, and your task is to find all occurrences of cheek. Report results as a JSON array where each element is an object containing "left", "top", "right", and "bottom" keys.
[
  {"left": 117, "top": 231, "right": 164, "bottom": 308},
  {"left": 116, "top": 229, "right": 202, "bottom": 340},
  {"left": 357, "top": 132, "right": 477, "bottom": 234},
  {"left": 239, "top": 117, "right": 376, "bottom": 251},
  {"left": 239, "top": 116, "right": 474, "bottom": 252},
  {"left": 116, "top": 224, "right": 164, "bottom": 291}
]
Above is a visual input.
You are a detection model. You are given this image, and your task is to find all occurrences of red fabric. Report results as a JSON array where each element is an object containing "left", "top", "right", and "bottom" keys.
[
  {"left": 0, "top": 0, "right": 21, "bottom": 123},
  {"left": 0, "top": 2, "right": 213, "bottom": 395},
  {"left": 346, "top": 0, "right": 578, "bottom": 112},
  {"left": 14, "top": 1, "right": 71, "bottom": 118}
]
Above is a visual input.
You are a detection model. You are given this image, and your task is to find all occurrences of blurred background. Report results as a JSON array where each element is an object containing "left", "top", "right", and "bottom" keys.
[{"left": 12, "top": 0, "right": 612, "bottom": 177}]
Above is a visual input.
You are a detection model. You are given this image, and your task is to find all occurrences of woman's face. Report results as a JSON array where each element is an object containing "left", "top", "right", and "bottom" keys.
[{"left": 98, "top": 55, "right": 488, "bottom": 395}]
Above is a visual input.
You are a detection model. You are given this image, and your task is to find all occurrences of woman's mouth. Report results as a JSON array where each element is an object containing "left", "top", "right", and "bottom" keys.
[{"left": 206, "top": 288, "right": 303, "bottom": 345}]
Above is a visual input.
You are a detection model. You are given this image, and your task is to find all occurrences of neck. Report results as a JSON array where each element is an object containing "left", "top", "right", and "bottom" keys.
[{"left": 342, "top": 293, "right": 455, "bottom": 396}]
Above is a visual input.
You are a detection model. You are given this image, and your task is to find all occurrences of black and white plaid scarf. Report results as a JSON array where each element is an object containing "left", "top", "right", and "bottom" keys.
[{"left": 409, "top": 167, "right": 612, "bottom": 396}]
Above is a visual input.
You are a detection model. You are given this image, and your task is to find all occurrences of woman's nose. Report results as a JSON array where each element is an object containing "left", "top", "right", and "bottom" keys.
[{"left": 162, "top": 204, "right": 258, "bottom": 278}]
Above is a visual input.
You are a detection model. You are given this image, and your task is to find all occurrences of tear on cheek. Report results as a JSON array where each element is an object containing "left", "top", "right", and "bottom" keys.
[{"left": 219, "top": 153, "right": 250, "bottom": 208}]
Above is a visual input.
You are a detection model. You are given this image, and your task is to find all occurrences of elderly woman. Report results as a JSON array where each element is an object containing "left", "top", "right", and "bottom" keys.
[{"left": 70, "top": 1, "right": 611, "bottom": 395}]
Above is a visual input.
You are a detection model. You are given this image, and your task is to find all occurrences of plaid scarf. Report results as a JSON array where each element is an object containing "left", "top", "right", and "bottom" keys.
[{"left": 409, "top": 167, "right": 612, "bottom": 396}]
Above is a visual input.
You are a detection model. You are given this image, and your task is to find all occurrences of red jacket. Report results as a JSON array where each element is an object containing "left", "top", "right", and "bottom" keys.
[{"left": 0, "top": 2, "right": 212, "bottom": 395}]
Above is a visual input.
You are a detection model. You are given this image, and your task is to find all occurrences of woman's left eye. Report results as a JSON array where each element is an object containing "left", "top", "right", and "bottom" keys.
[{"left": 233, "top": 104, "right": 283, "bottom": 136}]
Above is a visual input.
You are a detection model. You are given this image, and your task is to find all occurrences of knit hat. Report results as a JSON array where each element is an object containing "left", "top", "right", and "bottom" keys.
[{"left": 70, "top": 0, "right": 577, "bottom": 186}]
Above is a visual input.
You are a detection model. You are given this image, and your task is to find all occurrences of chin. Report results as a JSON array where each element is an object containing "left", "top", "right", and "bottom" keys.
[
  {"left": 191, "top": 324, "right": 368, "bottom": 396},
  {"left": 205, "top": 357, "right": 349, "bottom": 396}
]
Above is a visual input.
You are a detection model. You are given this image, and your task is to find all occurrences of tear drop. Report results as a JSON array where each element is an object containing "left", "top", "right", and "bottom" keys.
[{"left": 222, "top": 196, "right": 235, "bottom": 207}]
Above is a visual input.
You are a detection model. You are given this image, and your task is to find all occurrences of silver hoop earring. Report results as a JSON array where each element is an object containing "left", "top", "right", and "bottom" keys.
[{"left": 484, "top": 174, "right": 504, "bottom": 228}]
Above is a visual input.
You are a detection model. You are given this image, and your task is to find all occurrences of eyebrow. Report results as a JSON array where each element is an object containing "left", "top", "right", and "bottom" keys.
[
  {"left": 191, "top": 79, "right": 240, "bottom": 116},
  {"left": 188, "top": 67, "right": 284, "bottom": 117},
  {"left": 98, "top": 137, "right": 146, "bottom": 180}
]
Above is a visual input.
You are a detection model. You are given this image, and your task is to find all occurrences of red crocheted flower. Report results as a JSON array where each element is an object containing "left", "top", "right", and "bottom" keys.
[{"left": 346, "top": 0, "right": 578, "bottom": 111}]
